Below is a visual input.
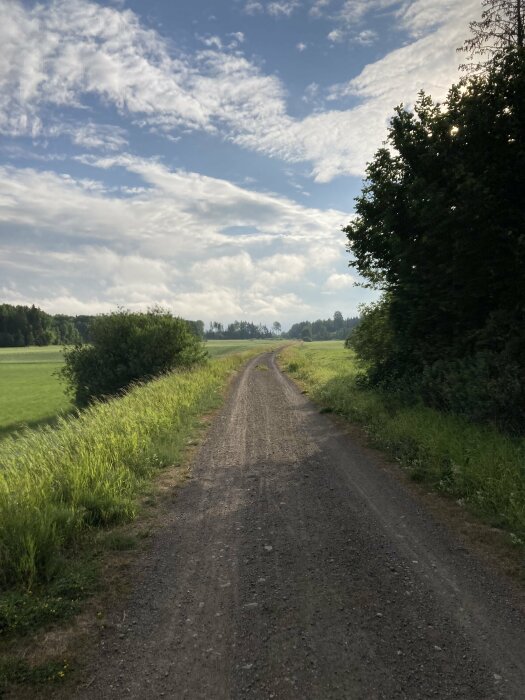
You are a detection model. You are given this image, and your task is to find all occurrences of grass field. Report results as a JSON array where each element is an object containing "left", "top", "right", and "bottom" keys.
[
  {"left": 281, "top": 342, "right": 525, "bottom": 542},
  {"left": 0, "top": 347, "right": 72, "bottom": 436},
  {"left": 205, "top": 339, "right": 279, "bottom": 358},
  {"left": 0, "top": 340, "right": 279, "bottom": 437}
]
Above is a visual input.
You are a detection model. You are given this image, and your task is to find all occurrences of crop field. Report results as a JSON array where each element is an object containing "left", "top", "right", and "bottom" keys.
[{"left": 0, "top": 346, "right": 71, "bottom": 436}]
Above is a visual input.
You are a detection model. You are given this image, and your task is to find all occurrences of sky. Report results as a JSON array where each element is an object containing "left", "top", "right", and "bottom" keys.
[{"left": 0, "top": 0, "right": 480, "bottom": 327}]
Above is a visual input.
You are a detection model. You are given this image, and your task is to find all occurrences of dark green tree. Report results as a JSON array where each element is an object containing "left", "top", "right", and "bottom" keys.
[
  {"left": 345, "top": 50, "right": 525, "bottom": 430},
  {"left": 62, "top": 308, "right": 206, "bottom": 406},
  {"left": 460, "top": 0, "right": 524, "bottom": 72}
]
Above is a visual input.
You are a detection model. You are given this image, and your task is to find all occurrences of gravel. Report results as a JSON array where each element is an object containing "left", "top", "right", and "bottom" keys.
[{"left": 75, "top": 352, "right": 525, "bottom": 699}]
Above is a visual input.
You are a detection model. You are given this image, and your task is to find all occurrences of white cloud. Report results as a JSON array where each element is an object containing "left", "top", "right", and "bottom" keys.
[
  {"left": 0, "top": 158, "right": 349, "bottom": 321},
  {"left": 65, "top": 123, "right": 128, "bottom": 151},
  {"left": 325, "top": 272, "right": 355, "bottom": 290},
  {"left": 296, "top": 41, "right": 307, "bottom": 51},
  {"left": 267, "top": 1, "right": 301, "bottom": 16},
  {"left": 310, "top": 0, "right": 332, "bottom": 18},
  {"left": 327, "top": 28, "right": 345, "bottom": 43},
  {"left": 243, "top": 0, "right": 300, "bottom": 16},
  {"left": 355, "top": 29, "right": 378, "bottom": 45},
  {"left": 243, "top": 1, "right": 264, "bottom": 14},
  {"left": 0, "top": 0, "right": 481, "bottom": 183}
]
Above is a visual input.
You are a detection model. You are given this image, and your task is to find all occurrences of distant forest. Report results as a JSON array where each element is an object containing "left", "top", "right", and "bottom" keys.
[
  {"left": 204, "top": 313, "right": 359, "bottom": 341},
  {"left": 286, "top": 312, "right": 359, "bottom": 341},
  {"left": 0, "top": 304, "right": 209, "bottom": 348},
  {"left": 205, "top": 321, "right": 275, "bottom": 340},
  {"left": 0, "top": 304, "right": 94, "bottom": 347},
  {"left": 0, "top": 304, "right": 360, "bottom": 347}
]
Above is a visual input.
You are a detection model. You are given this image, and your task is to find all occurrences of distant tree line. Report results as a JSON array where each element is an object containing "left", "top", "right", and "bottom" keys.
[
  {"left": 0, "top": 303, "right": 207, "bottom": 348},
  {"left": 285, "top": 312, "right": 359, "bottom": 342},
  {"left": 205, "top": 321, "right": 275, "bottom": 340},
  {"left": 345, "top": 18, "right": 525, "bottom": 432},
  {"left": 0, "top": 304, "right": 94, "bottom": 347}
]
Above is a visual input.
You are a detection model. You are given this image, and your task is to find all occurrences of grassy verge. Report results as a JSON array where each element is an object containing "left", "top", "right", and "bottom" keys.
[
  {"left": 280, "top": 342, "right": 525, "bottom": 543},
  {"left": 0, "top": 350, "right": 272, "bottom": 592},
  {"left": 0, "top": 345, "right": 284, "bottom": 694},
  {"left": 0, "top": 341, "right": 279, "bottom": 439}
]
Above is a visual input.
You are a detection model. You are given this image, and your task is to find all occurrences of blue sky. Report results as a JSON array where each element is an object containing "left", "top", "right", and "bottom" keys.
[{"left": 0, "top": 0, "right": 480, "bottom": 326}]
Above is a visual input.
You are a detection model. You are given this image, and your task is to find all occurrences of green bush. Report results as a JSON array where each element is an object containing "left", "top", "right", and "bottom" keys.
[{"left": 61, "top": 308, "right": 206, "bottom": 406}]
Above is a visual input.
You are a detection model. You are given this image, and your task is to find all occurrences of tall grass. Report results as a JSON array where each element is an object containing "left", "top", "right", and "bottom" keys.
[
  {"left": 281, "top": 343, "right": 525, "bottom": 541},
  {"left": 0, "top": 352, "right": 256, "bottom": 590}
]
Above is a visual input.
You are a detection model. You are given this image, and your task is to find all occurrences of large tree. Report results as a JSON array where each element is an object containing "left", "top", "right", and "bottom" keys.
[
  {"left": 460, "top": 0, "right": 524, "bottom": 71},
  {"left": 345, "top": 50, "right": 525, "bottom": 429}
]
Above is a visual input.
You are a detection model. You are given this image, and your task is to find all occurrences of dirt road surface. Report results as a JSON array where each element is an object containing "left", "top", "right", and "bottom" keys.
[{"left": 77, "top": 352, "right": 525, "bottom": 699}]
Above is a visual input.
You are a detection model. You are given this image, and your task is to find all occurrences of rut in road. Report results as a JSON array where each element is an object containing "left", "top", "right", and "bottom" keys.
[{"left": 77, "top": 352, "right": 525, "bottom": 699}]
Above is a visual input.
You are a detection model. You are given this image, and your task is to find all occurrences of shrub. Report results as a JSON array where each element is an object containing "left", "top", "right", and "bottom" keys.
[{"left": 61, "top": 308, "right": 206, "bottom": 406}]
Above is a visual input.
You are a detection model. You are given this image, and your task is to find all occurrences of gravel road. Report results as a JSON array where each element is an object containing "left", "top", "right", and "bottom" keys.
[{"left": 78, "top": 351, "right": 525, "bottom": 699}]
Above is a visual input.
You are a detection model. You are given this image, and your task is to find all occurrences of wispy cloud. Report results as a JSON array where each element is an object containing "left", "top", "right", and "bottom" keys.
[
  {"left": 243, "top": 0, "right": 301, "bottom": 16},
  {"left": 0, "top": 0, "right": 480, "bottom": 184}
]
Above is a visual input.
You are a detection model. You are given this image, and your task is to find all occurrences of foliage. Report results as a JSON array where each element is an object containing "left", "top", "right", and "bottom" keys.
[
  {"left": 345, "top": 299, "right": 394, "bottom": 371},
  {"left": 0, "top": 304, "right": 93, "bottom": 347},
  {"left": 281, "top": 343, "right": 525, "bottom": 540},
  {"left": 344, "top": 50, "right": 525, "bottom": 432},
  {"left": 61, "top": 308, "right": 206, "bottom": 406},
  {"left": 0, "top": 350, "right": 256, "bottom": 589},
  {"left": 459, "top": 0, "right": 524, "bottom": 72},
  {"left": 286, "top": 311, "right": 359, "bottom": 341},
  {"left": 205, "top": 320, "right": 275, "bottom": 340}
]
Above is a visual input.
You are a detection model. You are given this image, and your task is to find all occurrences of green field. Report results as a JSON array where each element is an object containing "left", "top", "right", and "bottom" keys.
[
  {"left": 0, "top": 341, "right": 280, "bottom": 436},
  {"left": 205, "top": 339, "right": 280, "bottom": 357},
  {"left": 0, "top": 347, "right": 72, "bottom": 436}
]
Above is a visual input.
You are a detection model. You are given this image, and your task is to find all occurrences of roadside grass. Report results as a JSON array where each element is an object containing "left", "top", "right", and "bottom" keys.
[
  {"left": 280, "top": 343, "right": 525, "bottom": 543},
  {"left": 0, "top": 343, "right": 284, "bottom": 693},
  {"left": 0, "top": 347, "right": 72, "bottom": 436},
  {"left": 0, "top": 350, "right": 273, "bottom": 592}
]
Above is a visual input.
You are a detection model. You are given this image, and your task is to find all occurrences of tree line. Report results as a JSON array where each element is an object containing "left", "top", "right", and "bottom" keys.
[
  {"left": 345, "top": 0, "right": 525, "bottom": 433},
  {"left": 285, "top": 312, "right": 359, "bottom": 342},
  {"left": 0, "top": 304, "right": 94, "bottom": 347},
  {"left": 205, "top": 321, "right": 276, "bottom": 340}
]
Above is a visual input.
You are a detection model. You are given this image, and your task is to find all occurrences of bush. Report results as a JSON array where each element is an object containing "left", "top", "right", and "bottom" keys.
[
  {"left": 420, "top": 352, "right": 525, "bottom": 433},
  {"left": 61, "top": 308, "right": 206, "bottom": 406}
]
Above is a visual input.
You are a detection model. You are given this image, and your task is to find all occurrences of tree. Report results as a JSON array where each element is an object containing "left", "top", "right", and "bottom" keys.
[
  {"left": 272, "top": 321, "right": 282, "bottom": 336},
  {"left": 301, "top": 325, "right": 312, "bottom": 342},
  {"left": 62, "top": 308, "right": 206, "bottom": 406},
  {"left": 459, "top": 0, "right": 524, "bottom": 72},
  {"left": 344, "top": 50, "right": 525, "bottom": 429}
]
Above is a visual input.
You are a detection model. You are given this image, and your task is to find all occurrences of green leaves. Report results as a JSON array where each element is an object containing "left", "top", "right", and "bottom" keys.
[
  {"left": 61, "top": 308, "right": 207, "bottom": 406},
  {"left": 345, "top": 50, "right": 525, "bottom": 432}
]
